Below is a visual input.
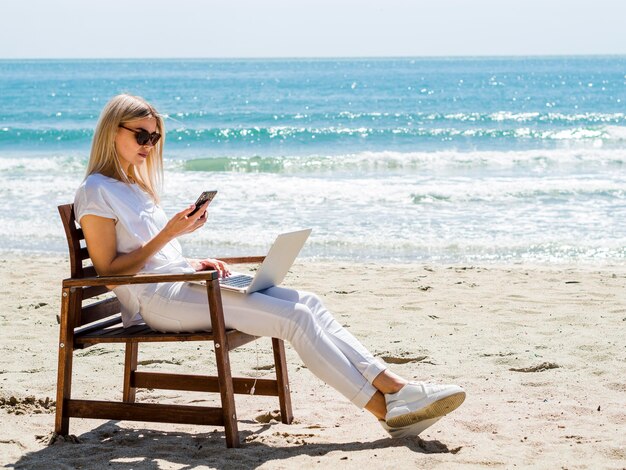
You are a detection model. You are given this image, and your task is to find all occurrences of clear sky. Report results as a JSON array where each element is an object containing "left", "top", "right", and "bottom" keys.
[{"left": 1, "top": 0, "right": 625, "bottom": 58}]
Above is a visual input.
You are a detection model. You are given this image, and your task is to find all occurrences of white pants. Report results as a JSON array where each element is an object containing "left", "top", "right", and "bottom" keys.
[{"left": 139, "top": 282, "right": 387, "bottom": 409}]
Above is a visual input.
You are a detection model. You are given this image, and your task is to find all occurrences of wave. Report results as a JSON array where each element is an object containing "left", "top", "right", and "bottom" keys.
[
  {"left": 5, "top": 110, "right": 624, "bottom": 129},
  {"left": 0, "top": 127, "right": 92, "bottom": 144},
  {"left": 7, "top": 229, "right": 626, "bottom": 264},
  {"left": 2, "top": 124, "right": 623, "bottom": 147},
  {"left": 409, "top": 181, "right": 625, "bottom": 204},
  {"left": 165, "top": 110, "right": 626, "bottom": 125},
  {"left": 181, "top": 149, "right": 626, "bottom": 173},
  {"left": 2, "top": 149, "right": 625, "bottom": 175},
  {"left": 0, "top": 155, "right": 87, "bottom": 173},
  {"left": 168, "top": 126, "right": 613, "bottom": 141}
]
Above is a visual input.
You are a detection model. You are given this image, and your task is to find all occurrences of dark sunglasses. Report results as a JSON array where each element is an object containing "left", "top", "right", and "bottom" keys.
[{"left": 119, "top": 125, "right": 162, "bottom": 146}]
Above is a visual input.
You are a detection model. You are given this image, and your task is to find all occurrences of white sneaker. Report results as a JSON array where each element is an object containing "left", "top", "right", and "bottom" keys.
[
  {"left": 385, "top": 382, "right": 465, "bottom": 428},
  {"left": 379, "top": 417, "right": 442, "bottom": 439}
]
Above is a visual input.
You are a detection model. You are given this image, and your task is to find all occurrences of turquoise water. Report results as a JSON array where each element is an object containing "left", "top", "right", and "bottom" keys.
[{"left": 1, "top": 57, "right": 625, "bottom": 262}]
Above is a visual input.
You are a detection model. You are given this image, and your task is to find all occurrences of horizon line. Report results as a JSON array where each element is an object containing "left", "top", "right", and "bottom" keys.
[{"left": 1, "top": 53, "right": 626, "bottom": 61}]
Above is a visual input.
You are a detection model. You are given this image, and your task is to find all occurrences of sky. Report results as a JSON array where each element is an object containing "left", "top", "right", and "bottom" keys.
[{"left": 1, "top": 0, "right": 625, "bottom": 58}]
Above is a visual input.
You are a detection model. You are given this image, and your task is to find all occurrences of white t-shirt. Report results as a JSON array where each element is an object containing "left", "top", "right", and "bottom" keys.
[{"left": 74, "top": 173, "right": 195, "bottom": 327}]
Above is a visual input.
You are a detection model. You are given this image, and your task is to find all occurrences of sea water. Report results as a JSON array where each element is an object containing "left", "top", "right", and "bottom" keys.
[{"left": 1, "top": 57, "right": 625, "bottom": 263}]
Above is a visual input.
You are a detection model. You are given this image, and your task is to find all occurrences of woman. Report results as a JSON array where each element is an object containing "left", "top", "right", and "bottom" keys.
[{"left": 75, "top": 94, "right": 465, "bottom": 439}]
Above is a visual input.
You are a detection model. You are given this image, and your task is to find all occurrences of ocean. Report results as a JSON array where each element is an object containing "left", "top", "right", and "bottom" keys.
[{"left": 1, "top": 57, "right": 625, "bottom": 263}]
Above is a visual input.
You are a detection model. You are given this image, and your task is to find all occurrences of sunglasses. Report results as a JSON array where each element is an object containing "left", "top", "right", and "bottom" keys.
[{"left": 119, "top": 125, "right": 162, "bottom": 146}]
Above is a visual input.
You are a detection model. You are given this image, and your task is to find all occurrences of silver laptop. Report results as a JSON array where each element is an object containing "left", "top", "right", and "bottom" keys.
[{"left": 218, "top": 228, "right": 312, "bottom": 294}]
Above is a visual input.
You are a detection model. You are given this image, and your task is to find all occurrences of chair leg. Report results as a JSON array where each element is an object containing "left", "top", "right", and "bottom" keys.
[
  {"left": 123, "top": 342, "right": 138, "bottom": 403},
  {"left": 272, "top": 338, "right": 294, "bottom": 424},
  {"left": 214, "top": 345, "right": 239, "bottom": 448},
  {"left": 206, "top": 279, "right": 240, "bottom": 448},
  {"left": 55, "top": 288, "right": 74, "bottom": 435}
]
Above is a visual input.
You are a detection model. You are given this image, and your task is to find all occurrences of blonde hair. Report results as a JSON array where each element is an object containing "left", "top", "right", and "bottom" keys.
[{"left": 86, "top": 94, "right": 165, "bottom": 202}]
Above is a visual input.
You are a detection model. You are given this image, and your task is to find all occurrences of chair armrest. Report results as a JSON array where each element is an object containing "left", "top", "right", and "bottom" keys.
[
  {"left": 217, "top": 256, "right": 265, "bottom": 264},
  {"left": 63, "top": 270, "right": 218, "bottom": 288}
]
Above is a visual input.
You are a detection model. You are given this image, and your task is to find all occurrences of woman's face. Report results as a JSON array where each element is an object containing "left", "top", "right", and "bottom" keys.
[{"left": 114, "top": 116, "right": 158, "bottom": 173}]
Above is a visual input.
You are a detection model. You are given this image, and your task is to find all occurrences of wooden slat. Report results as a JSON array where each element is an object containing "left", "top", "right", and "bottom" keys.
[
  {"left": 74, "top": 314, "right": 122, "bottom": 337},
  {"left": 75, "top": 329, "right": 228, "bottom": 344},
  {"left": 79, "top": 247, "right": 90, "bottom": 261},
  {"left": 133, "top": 372, "right": 280, "bottom": 396},
  {"left": 80, "top": 297, "right": 120, "bottom": 326},
  {"left": 82, "top": 285, "right": 109, "bottom": 300},
  {"left": 63, "top": 270, "right": 218, "bottom": 288},
  {"left": 109, "top": 325, "right": 153, "bottom": 337},
  {"left": 77, "top": 333, "right": 215, "bottom": 344},
  {"left": 75, "top": 326, "right": 252, "bottom": 345},
  {"left": 82, "top": 266, "right": 97, "bottom": 278},
  {"left": 96, "top": 324, "right": 149, "bottom": 338},
  {"left": 65, "top": 400, "right": 224, "bottom": 425},
  {"left": 227, "top": 331, "right": 258, "bottom": 350}
]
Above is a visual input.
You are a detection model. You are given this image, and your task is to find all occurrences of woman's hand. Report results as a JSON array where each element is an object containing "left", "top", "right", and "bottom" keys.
[
  {"left": 161, "top": 201, "right": 209, "bottom": 241},
  {"left": 190, "top": 258, "right": 231, "bottom": 278}
]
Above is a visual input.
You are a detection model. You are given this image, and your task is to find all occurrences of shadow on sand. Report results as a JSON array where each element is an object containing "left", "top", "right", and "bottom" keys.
[{"left": 8, "top": 420, "right": 462, "bottom": 469}]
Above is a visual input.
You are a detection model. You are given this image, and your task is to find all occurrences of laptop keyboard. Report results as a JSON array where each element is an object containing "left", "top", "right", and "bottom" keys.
[{"left": 220, "top": 273, "right": 254, "bottom": 288}]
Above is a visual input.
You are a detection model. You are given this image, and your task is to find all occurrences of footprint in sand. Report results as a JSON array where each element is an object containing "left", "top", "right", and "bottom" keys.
[
  {"left": 271, "top": 431, "right": 316, "bottom": 445},
  {"left": 137, "top": 358, "right": 182, "bottom": 366},
  {"left": 481, "top": 352, "right": 516, "bottom": 357},
  {"left": 255, "top": 410, "right": 282, "bottom": 423},
  {"left": 606, "top": 382, "right": 626, "bottom": 392},
  {"left": 76, "top": 346, "right": 117, "bottom": 357},
  {"left": 509, "top": 362, "right": 560, "bottom": 373},
  {"left": 380, "top": 355, "right": 428, "bottom": 364},
  {"left": 47, "top": 433, "right": 81, "bottom": 445},
  {"left": 414, "top": 437, "right": 463, "bottom": 454},
  {"left": 0, "top": 395, "right": 55, "bottom": 415}
]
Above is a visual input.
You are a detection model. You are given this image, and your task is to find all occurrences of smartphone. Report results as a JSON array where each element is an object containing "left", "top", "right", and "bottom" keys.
[{"left": 189, "top": 190, "right": 217, "bottom": 216}]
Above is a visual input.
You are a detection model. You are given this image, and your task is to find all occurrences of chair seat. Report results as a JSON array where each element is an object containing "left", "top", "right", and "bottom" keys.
[{"left": 75, "top": 316, "right": 258, "bottom": 349}]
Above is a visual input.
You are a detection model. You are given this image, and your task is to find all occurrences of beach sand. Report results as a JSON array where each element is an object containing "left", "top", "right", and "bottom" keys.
[{"left": 1, "top": 254, "right": 625, "bottom": 469}]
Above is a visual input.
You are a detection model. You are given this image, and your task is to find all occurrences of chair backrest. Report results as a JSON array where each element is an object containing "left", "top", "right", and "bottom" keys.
[{"left": 58, "top": 204, "right": 121, "bottom": 328}]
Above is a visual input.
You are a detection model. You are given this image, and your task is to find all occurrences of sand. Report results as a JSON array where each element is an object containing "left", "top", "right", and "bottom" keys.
[{"left": 1, "top": 253, "right": 625, "bottom": 469}]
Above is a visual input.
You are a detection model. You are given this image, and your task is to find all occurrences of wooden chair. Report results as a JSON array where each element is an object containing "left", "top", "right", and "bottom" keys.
[{"left": 55, "top": 204, "right": 293, "bottom": 447}]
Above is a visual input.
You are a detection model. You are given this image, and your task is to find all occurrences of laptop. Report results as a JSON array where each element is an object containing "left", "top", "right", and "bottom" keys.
[{"left": 215, "top": 228, "right": 312, "bottom": 294}]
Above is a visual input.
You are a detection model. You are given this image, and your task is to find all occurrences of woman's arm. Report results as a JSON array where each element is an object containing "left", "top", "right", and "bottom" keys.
[{"left": 81, "top": 201, "right": 210, "bottom": 276}]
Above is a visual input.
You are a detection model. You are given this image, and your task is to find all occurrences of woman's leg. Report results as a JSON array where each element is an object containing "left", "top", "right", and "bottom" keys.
[
  {"left": 257, "top": 287, "right": 466, "bottom": 428},
  {"left": 141, "top": 282, "right": 465, "bottom": 430},
  {"left": 258, "top": 287, "right": 410, "bottom": 419},
  {"left": 258, "top": 287, "right": 389, "bottom": 385},
  {"left": 140, "top": 282, "right": 380, "bottom": 409}
]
